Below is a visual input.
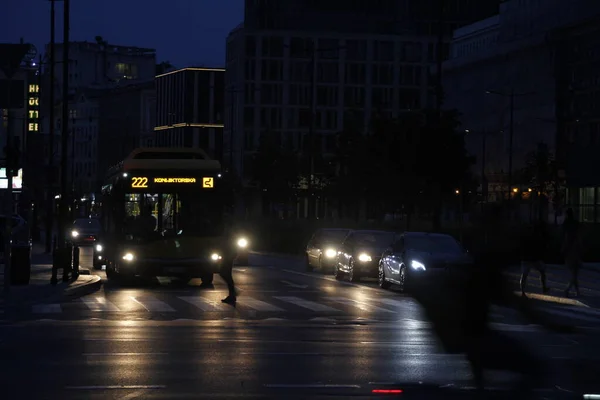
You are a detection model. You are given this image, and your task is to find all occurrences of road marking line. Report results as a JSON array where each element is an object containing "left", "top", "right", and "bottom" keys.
[
  {"left": 241, "top": 352, "right": 324, "bottom": 356},
  {"left": 281, "top": 280, "right": 309, "bottom": 289},
  {"left": 129, "top": 296, "right": 175, "bottom": 312},
  {"left": 178, "top": 296, "right": 229, "bottom": 311},
  {"left": 65, "top": 385, "right": 166, "bottom": 390},
  {"left": 83, "top": 353, "right": 168, "bottom": 356},
  {"left": 328, "top": 297, "right": 396, "bottom": 313},
  {"left": 83, "top": 338, "right": 150, "bottom": 341},
  {"left": 240, "top": 298, "right": 284, "bottom": 311},
  {"left": 32, "top": 304, "right": 62, "bottom": 314},
  {"left": 274, "top": 296, "right": 341, "bottom": 312},
  {"left": 81, "top": 296, "right": 120, "bottom": 311},
  {"left": 264, "top": 384, "right": 361, "bottom": 388},
  {"left": 282, "top": 269, "right": 382, "bottom": 293}
]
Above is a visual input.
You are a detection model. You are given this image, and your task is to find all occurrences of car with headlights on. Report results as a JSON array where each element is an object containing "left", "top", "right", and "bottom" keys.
[
  {"left": 378, "top": 232, "right": 473, "bottom": 292},
  {"left": 335, "top": 230, "right": 397, "bottom": 282},
  {"left": 305, "top": 228, "right": 351, "bottom": 272},
  {"left": 71, "top": 218, "right": 104, "bottom": 269}
]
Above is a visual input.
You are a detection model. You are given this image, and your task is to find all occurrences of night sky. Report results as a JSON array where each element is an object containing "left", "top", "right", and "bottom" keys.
[{"left": 2, "top": 0, "right": 244, "bottom": 68}]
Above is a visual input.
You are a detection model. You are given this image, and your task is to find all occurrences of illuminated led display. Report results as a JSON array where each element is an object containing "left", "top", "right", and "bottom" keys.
[
  {"left": 27, "top": 84, "right": 39, "bottom": 132},
  {"left": 154, "top": 177, "right": 197, "bottom": 183},
  {"left": 130, "top": 176, "right": 214, "bottom": 188}
]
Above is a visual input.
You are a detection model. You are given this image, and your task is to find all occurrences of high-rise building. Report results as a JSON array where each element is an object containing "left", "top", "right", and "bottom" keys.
[
  {"left": 442, "top": 0, "right": 600, "bottom": 217},
  {"left": 226, "top": 0, "right": 500, "bottom": 182},
  {"left": 154, "top": 67, "right": 225, "bottom": 161}
]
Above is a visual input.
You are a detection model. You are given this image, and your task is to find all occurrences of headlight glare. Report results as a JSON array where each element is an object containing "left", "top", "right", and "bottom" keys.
[
  {"left": 96, "top": 244, "right": 103, "bottom": 252},
  {"left": 122, "top": 253, "right": 134, "bottom": 261},
  {"left": 411, "top": 260, "right": 426, "bottom": 271},
  {"left": 237, "top": 237, "right": 248, "bottom": 248},
  {"left": 324, "top": 248, "right": 337, "bottom": 258},
  {"left": 358, "top": 253, "right": 372, "bottom": 262},
  {"left": 211, "top": 253, "right": 222, "bottom": 261},
  {"left": 71, "top": 230, "right": 79, "bottom": 238}
]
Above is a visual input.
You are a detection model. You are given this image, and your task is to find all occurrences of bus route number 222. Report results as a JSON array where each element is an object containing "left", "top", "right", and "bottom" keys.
[{"left": 131, "top": 177, "right": 149, "bottom": 188}]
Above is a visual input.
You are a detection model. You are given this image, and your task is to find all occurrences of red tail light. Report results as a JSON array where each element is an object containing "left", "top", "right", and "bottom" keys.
[{"left": 372, "top": 389, "right": 403, "bottom": 394}]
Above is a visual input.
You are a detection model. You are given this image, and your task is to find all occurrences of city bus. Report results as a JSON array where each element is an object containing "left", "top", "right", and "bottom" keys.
[{"left": 99, "top": 147, "right": 247, "bottom": 284}]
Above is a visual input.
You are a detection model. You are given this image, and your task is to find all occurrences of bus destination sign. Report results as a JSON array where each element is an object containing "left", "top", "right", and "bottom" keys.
[{"left": 130, "top": 176, "right": 214, "bottom": 189}]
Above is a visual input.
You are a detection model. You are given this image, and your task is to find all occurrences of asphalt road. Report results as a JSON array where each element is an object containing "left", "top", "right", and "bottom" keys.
[{"left": 0, "top": 249, "right": 599, "bottom": 399}]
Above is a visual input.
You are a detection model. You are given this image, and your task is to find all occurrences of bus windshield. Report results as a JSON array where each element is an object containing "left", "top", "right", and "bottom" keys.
[{"left": 123, "top": 192, "right": 224, "bottom": 239}]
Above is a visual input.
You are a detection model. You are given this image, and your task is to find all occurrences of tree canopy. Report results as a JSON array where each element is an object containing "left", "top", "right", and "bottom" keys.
[{"left": 330, "top": 109, "right": 473, "bottom": 218}]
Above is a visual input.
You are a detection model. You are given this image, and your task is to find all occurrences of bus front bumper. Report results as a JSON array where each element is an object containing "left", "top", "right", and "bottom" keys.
[{"left": 119, "top": 257, "right": 223, "bottom": 276}]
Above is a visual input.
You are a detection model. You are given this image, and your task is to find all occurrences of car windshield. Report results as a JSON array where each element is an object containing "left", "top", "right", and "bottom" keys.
[
  {"left": 405, "top": 235, "right": 464, "bottom": 254},
  {"left": 319, "top": 229, "right": 349, "bottom": 242},
  {"left": 352, "top": 231, "right": 395, "bottom": 247},
  {"left": 73, "top": 218, "right": 101, "bottom": 231}
]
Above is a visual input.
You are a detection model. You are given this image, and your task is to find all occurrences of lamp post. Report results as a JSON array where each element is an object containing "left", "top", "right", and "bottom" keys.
[{"left": 485, "top": 89, "right": 535, "bottom": 215}]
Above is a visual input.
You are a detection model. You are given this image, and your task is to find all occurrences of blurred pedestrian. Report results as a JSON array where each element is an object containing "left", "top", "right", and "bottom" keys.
[
  {"left": 562, "top": 207, "right": 581, "bottom": 297},
  {"left": 220, "top": 198, "right": 238, "bottom": 304},
  {"left": 410, "top": 208, "right": 572, "bottom": 396},
  {"left": 520, "top": 219, "right": 550, "bottom": 296}
]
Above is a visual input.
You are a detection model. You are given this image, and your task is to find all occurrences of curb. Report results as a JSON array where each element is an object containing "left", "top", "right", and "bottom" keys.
[
  {"left": 515, "top": 291, "right": 590, "bottom": 308},
  {"left": 1, "top": 275, "right": 102, "bottom": 307},
  {"left": 59, "top": 275, "right": 102, "bottom": 301}
]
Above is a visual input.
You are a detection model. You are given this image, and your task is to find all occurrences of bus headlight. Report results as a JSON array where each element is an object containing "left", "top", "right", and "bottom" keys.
[
  {"left": 237, "top": 237, "right": 248, "bottom": 248},
  {"left": 211, "top": 253, "right": 222, "bottom": 261},
  {"left": 71, "top": 230, "right": 79, "bottom": 238},
  {"left": 96, "top": 244, "right": 103, "bottom": 252},
  {"left": 122, "top": 253, "right": 135, "bottom": 262}
]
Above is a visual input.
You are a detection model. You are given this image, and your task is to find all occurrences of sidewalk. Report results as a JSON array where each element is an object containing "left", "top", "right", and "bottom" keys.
[{"left": 0, "top": 243, "right": 102, "bottom": 308}]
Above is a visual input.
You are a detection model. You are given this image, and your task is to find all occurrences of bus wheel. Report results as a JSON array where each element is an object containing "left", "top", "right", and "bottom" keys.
[{"left": 201, "top": 273, "right": 214, "bottom": 285}]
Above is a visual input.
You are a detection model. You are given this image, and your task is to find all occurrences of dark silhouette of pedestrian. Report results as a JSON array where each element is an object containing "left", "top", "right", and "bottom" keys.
[
  {"left": 220, "top": 255, "right": 236, "bottom": 304},
  {"left": 410, "top": 210, "right": 573, "bottom": 395},
  {"left": 562, "top": 207, "right": 581, "bottom": 297},
  {"left": 520, "top": 219, "right": 550, "bottom": 296}
]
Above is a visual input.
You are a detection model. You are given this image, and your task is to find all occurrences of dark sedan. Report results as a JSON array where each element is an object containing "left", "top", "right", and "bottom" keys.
[
  {"left": 378, "top": 232, "right": 473, "bottom": 292},
  {"left": 305, "top": 228, "right": 351, "bottom": 272},
  {"left": 335, "top": 230, "right": 397, "bottom": 282},
  {"left": 71, "top": 218, "right": 104, "bottom": 268}
]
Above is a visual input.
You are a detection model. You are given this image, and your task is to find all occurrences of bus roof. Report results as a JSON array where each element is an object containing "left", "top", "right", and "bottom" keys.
[{"left": 105, "top": 148, "right": 221, "bottom": 179}]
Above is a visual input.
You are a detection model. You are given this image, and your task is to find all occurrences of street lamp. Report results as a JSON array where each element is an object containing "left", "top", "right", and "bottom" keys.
[{"left": 485, "top": 89, "right": 535, "bottom": 213}]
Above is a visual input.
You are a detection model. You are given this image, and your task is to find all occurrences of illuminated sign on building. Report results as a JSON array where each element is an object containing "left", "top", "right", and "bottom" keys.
[{"left": 27, "top": 84, "right": 39, "bottom": 132}]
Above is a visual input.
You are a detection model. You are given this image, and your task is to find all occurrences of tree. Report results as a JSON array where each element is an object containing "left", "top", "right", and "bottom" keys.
[
  {"left": 252, "top": 130, "right": 300, "bottom": 213},
  {"left": 331, "top": 109, "right": 473, "bottom": 223},
  {"left": 156, "top": 61, "right": 175, "bottom": 75}
]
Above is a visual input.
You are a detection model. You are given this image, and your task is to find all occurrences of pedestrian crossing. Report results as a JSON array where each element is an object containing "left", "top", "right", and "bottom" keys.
[
  {"left": 0, "top": 293, "right": 420, "bottom": 319},
  {"left": 1, "top": 292, "right": 599, "bottom": 327}
]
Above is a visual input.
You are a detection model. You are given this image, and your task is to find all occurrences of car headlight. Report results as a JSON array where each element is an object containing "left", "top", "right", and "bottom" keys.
[
  {"left": 358, "top": 253, "right": 372, "bottom": 262},
  {"left": 237, "top": 237, "right": 248, "bottom": 248},
  {"left": 96, "top": 244, "right": 103, "bottom": 252},
  {"left": 324, "top": 248, "right": 337, "bottom": 258},
  {"left": 211, "top": 253, "right": 222, "bottom": 261},
  {"left": 411, "top": 260, "right": 426, "bottom": 271},
  {"left": 71, "top": 230, "right": 79, "bottom": 238},
  {"left": 122, "top": 252, "right": 134, "bottom": 261}
]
